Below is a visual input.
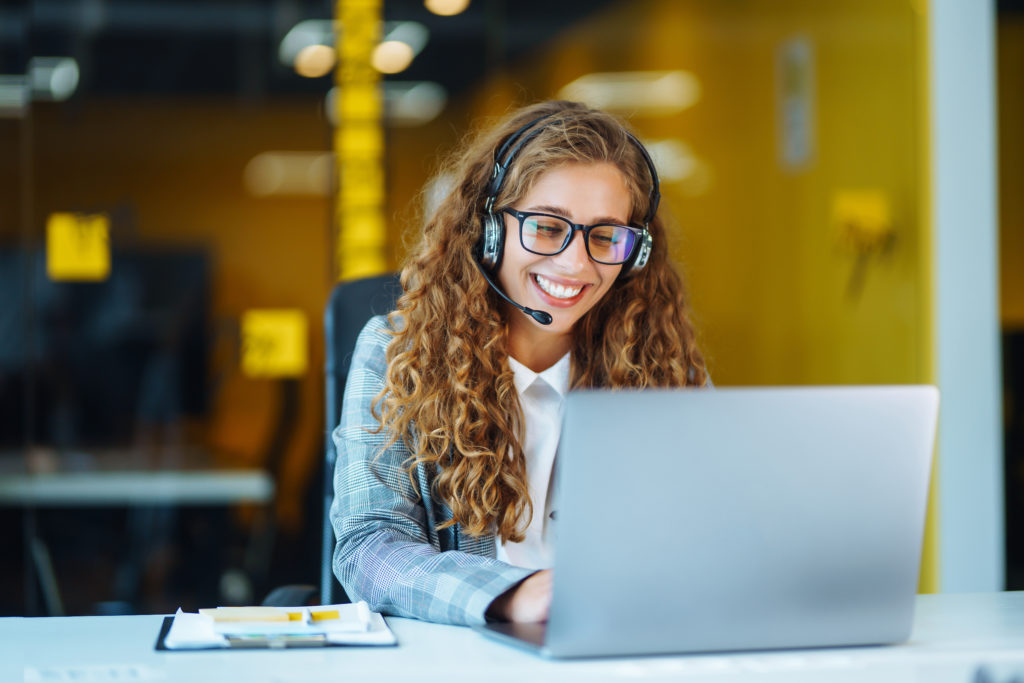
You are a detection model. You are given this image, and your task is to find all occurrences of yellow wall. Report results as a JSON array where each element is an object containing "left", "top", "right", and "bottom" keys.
[
  {"left": 539, "top": 0, "right": 926, "bottom": 387},
  {"left": 391, "top": 0, "right": 930, "bottom": 384},
  {"left": 386, "top": 0, "right": 936, "bottom": 588},
  {"left": 1000, "top": 16, "right": 1024, "bottom": 329}
]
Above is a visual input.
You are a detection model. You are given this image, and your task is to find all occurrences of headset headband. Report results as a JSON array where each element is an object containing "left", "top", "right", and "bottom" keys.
[{"left": 484, "top": 113, "right": 661, "bottom": 228}]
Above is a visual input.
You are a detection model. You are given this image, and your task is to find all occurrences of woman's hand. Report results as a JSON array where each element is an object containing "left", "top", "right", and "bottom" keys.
[{"left": 488, "top": 569, "right": 553, "bottom": 623}]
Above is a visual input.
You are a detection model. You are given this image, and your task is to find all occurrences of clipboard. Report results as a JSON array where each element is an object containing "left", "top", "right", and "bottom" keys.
[{"left": 154, "top": 605, "right": 397, "bottom": 651}]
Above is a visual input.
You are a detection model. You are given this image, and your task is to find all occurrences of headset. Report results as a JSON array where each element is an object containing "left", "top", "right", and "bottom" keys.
[{"left": 477, "top": 112, "right": 660, "bottom": 276}]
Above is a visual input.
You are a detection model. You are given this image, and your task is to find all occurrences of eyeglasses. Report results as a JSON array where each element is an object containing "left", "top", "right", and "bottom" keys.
[{"left": 502, "top": 208, "right": 643, "bottom": 266}]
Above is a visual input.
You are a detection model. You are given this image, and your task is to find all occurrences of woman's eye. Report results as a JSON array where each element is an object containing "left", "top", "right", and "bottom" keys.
[
  {"left": 590, "top": 229, "right": 619, "bottom": 246},
  {"left": 530, "top": 221, "right": 564, "bottom": 237}
]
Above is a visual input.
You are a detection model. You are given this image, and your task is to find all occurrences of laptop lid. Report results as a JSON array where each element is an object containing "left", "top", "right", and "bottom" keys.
[{"left": 536, "top": 385, "right": 938, "bottom": 658}]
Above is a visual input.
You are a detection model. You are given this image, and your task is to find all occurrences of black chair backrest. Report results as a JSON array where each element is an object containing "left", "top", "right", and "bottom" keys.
[{"left": 321, "top": 272, "right": 402, "bottom": 604}]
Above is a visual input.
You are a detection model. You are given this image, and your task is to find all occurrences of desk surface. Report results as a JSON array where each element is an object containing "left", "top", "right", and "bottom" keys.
[{"left": 6, "top": 592, "right": 1024, "bottom": 682}]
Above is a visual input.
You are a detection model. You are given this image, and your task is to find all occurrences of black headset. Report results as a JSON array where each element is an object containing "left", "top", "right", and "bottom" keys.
[{"left": 477, "top": 112, "right": 660, "bottom": 275}]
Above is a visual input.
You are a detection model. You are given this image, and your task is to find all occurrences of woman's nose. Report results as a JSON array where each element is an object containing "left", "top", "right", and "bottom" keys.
[{"left": 552, "top": 230, "right": 589, "bottom": 271}]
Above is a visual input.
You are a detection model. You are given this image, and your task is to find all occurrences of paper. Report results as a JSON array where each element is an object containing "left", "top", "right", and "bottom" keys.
[
  {"left": 163, "top": 603, "right": 396, "bottom": 650},
  {"left": 200, "top": 606, "right": 292, "bottom": 622}
]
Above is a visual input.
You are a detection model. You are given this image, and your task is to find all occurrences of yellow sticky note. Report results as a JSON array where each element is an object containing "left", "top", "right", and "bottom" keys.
[
  {"left": 831, "top": 190, "right": 894, "bottom": 252},
  {"left": 241, "top": 309, "right": 308, "bottom": 378},
  {"left": 199, "top": 606, "right": 288, "bottom": 622},
  {"left": 310, "top": 609, "right": 340, "bottom": 622},
  {"left": 46, "top": 212, "right": 111, "bottom": 281}
]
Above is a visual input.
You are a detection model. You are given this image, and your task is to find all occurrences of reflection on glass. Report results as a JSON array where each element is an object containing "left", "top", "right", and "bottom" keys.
[{"left": 558, "top": 71, "right": 701, "bottom": 116}]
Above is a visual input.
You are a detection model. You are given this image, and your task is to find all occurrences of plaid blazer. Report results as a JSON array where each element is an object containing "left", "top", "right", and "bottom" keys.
[{"left": 330, "top": 315, "right": 535, "bottom": 625}]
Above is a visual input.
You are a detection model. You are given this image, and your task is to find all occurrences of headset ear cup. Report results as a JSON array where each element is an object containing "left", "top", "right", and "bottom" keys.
[
  {"left": 479, "top": 211, "right": 506, "bottom": 271},
  {"left": 629, "top": 229, "right": 653, "bottom": 274}
]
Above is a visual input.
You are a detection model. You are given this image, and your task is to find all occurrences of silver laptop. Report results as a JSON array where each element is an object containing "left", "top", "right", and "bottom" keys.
[{"left": 475, "top": 386, "right": 939, "bottom": 658}]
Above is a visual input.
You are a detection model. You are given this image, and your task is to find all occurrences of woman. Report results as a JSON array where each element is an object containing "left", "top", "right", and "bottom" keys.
[{"left": 330, "top": 100, "right": 707, "bottom": 626}]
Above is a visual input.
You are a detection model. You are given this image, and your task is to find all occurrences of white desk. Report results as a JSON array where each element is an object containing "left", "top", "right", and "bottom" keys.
[{"left": 5, "top": 592, "right": 1024, "bottom": 682}]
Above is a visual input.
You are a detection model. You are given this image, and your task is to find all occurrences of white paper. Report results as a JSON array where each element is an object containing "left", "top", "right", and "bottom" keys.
[
  {"left": 209, "top": 603, "right": 370, "bottom": 636},
  {"left": 162, "top": 604, "right": 396, "bottom": 650},
  {"left": 164, "top": 608, "right": 228, "bottom": 649}
]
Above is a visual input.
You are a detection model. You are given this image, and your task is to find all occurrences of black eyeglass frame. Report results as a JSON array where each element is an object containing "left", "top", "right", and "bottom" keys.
[{"left": 501, "top": 208, "right": 644, "bottom": 266}]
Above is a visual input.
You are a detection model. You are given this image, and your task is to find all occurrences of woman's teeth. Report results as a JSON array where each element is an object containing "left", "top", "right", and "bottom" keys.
[{"left": 534, "top": 274, "right": 583, "bottom": 299}]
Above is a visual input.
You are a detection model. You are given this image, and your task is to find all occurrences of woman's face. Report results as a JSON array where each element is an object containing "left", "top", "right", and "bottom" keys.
[{"left": 497, "top": 161, "right": 629, "bottom": 343}]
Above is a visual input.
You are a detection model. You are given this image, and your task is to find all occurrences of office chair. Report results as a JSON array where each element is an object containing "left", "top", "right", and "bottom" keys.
[{"left": 264, "top": 272, "right": 402, "bottom": 607}]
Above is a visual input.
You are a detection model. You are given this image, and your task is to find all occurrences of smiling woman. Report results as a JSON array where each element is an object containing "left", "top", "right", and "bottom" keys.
[
  {"left": 496, "top": 162, "right": 630, "bottom": 369},
  {"left": 329, "top": 100, "right": 708, "bottom": 627}
]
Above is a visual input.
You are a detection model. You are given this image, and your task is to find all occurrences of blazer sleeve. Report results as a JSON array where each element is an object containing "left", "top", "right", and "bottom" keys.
[{"left": 330, "top": 316, "right": 535, "bottom": 626}]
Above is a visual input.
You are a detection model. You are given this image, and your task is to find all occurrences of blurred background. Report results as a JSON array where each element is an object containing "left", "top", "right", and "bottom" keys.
[{"left": 0, "top": 0, "right": 1018, "bottom": 615}]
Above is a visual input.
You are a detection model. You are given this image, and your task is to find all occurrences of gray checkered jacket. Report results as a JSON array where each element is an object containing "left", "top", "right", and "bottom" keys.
[{"left": 330, "top": 315, "right": 536, "bottom": 625}]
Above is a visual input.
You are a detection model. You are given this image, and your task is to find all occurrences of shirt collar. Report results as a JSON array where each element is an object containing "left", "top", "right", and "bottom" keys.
[{"left": 508, "top": 352, "right": 571, "bottom": 398}]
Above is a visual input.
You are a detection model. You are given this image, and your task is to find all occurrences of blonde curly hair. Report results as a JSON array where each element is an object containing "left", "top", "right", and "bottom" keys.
[{"left": 374, "top": 100, "right": 706, "bottom": 543}]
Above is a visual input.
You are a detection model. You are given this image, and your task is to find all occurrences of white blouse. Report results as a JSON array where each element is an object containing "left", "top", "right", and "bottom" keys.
[{"left": 494, "top": 352, "right": 570, "bottom": 570}]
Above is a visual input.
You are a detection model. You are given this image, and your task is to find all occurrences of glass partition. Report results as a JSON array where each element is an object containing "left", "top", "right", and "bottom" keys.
[{"left": 1, "top": 0, "right": 1015, "bottom": 614}]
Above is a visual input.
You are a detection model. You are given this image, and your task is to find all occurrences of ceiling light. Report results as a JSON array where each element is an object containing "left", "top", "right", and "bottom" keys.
[
  {"left": 0, "top": 76, "right": 28, "bottom": 118},
  {"left": 244, "top": 152, "right": 332, "bottom": 197},
  {"left": 371, "top": 22, "right": 429, "bottom": 74},
  {"left": 279, "top": 19, "right": 334, "bottom": 69},
  {"left": 294, "top": 44, "right": 336, "bottom": 78},
  {"left": 424, "top": 0, "right": 471, "bottom": 16},
  {"left": 423, "top": 173, "right": 455, "bottom": 219},
  {"left": 558, "top": 71, "right": 700, "bottom": 116},
  {"left": 384, "top": 81, "right": 447, "bottom": 125},
  {"left": 645, "top": 139, "right": 697, "bottom": 181},
  {"left": 371, "top": 42, "right": 414, "bottom": 74},
  {"left": 29, "top": 57, "right": 80, "bottom": 101},
  {"left": 325, "top": 82, "right": 446, "bottom": 127},
  {"left": 644, "top": 139, "right": 713, "bottom": 196}
]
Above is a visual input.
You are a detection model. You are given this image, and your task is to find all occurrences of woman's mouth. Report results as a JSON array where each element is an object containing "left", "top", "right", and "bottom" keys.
[{"left": 532, "top": 273, "right": 585, "bottom": 301}]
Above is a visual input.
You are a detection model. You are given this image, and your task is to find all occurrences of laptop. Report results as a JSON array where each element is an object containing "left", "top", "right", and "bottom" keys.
[{"left": 475, "top": 386, "right": 939, "bottom": 658}]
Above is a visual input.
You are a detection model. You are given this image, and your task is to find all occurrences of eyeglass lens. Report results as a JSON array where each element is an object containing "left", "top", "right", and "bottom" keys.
[{"left": 520, "top": 214, "right": 636, "bottom": 264}]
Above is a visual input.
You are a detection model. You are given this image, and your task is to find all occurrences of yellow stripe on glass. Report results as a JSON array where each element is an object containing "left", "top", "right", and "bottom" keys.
[
  {"left": 913, "top": 0, "right": 939, "bottom": 595},
  {"left": 335, "top": 0, "right": 388, "bottom": 280}
]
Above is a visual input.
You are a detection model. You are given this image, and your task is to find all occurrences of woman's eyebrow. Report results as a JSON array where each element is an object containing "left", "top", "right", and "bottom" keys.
[
  {"left": 526, "top": 204, "right": 628, "bottom": 225},
  {"left": 526, "top": 203, "right": 571, "bottom": 216}
]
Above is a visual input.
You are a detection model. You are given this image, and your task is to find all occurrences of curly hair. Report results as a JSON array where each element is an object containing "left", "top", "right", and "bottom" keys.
[{"left": 374, "top": 100, "right": 707, "bottom": 543}]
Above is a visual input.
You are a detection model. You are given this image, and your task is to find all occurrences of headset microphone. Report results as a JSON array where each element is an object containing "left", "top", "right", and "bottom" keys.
[{"left": 473, "top": 259, "right": 553, "bottom": 325}]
